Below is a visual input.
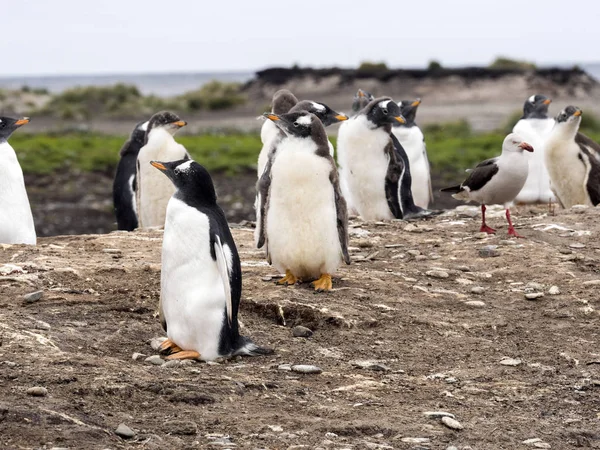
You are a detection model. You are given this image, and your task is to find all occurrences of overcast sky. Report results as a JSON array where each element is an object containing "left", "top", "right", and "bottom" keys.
[{"left": 3, "top": 0, "right": 599, "bottom": 76}]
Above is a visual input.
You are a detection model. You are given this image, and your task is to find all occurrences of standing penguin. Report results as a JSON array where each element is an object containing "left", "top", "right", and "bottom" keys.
[
  {"left": 0, "top": 116, "right": 36, "bottom": 245},
  {"left": 352, "top": 89, "right": 374, "bottom": 114},
  {"left": 337, "top": 97, "right": 437, "bottom": 220},
  {"left": 257, "top": 111, "right": 350, "bottom": 291},
  {"left": 151, "top": 158, "right": 272, "bottom": 361},
  {"left": 544, "top": 106, "right": 600, "bottom": 208},
  {"left": 392, "top": 99, "right": 433, "bottom": 209},
  {"left": 513, "top": 94, "right": 556, "bottom": 204},
  {"left": 113, "top": 120, "right": 148, "bottom": 231},
  {"left": 136, "top": 111, "right": 189, "bottom": 228}
]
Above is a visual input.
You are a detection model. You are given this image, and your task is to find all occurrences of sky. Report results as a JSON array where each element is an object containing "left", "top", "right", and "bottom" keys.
[{"left": 3, "top": 0, "right": 599, "bottom": 76}]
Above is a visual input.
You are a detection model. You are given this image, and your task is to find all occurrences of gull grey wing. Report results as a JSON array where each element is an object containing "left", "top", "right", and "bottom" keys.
[
  {"left": 383, "top": 139, "right": 404, "bottom": 219},
  {"left": 329, "top": 165, "right": 351, "bottom": 265},
  {"left": 576, "top": 133, "right": 600, "bottom": 205},
  {"left": 462, "top": 158, "right": 500, "bottom": 192}
]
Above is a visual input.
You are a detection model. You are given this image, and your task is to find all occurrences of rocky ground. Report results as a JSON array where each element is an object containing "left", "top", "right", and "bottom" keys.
[{"left": 1, "top": 205, "right": 599, "bottom": 449}]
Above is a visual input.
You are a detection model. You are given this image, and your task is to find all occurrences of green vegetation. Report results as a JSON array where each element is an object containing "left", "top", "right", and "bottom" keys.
[
  {"left": 427, "top": 60, "right": 443, "bottom": 71},
  {"left": 489, "top": 56, "right": 537, "bottom": 70},
  {"left": 177, "top": 81, "right": 246, "bottom": 111},
  {"left": 357, "top": 61, "right": 389, "bottom": 72}
]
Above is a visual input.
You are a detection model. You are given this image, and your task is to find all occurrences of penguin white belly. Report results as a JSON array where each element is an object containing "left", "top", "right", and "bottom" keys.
[
  {"left": 0, "top": 143, "right": 36, "bottom": 245},
  {"left": 545, "top": 141, "right": 589, "bottom": 208},
  {"left": 337, "top": 119, "right": 392, "bottom": 220},
  {"left": 161, "top": 198, "right": 226, "bottom": 361},
  {"left": 513, "top": 119, "right": 556, "bottom": 203},
  {"left": 267, "top": 144, "right": 341, "bottom": 279},
  {"left": 257, "top": 120, "right": 281, "bottom": 177},
  {"left": 393, "top": 127, "right": 431, "bottom": 208},
  {"left": 137, "top": 131, "right": 187, "bottom": 228}
]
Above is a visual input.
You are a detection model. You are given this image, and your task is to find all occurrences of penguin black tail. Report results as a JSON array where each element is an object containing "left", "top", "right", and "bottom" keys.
[
  {"left": 403, "top": 207, "right": 444, "bottom": 220},
  {"left": 440, "top": 185, "right": 463, "bottom": 194},
  {"left": 232, "top": 336, "right": 274, "bottom": 357}
]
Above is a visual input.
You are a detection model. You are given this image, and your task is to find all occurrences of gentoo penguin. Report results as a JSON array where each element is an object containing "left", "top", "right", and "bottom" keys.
[
  {"left": 441, "top": 133, "right": 533, "bottom": 237},
  {"left": 544, "top": 106, "right": 600, "bottom": 208},
  {"left": 257, "top": 110, "right": 350, "bottom": 291},
  {"left": 337, "top": 97, "right": 438, "bottom": 220},
  {"left": 392, "top": 99, "right": 433, "bottom": 208},
  {"left": 513, "top": 94, "right": 556, "bottom": 204},
  {"left": 352, "top": 89, "right": 374, "bottom": 114},
  {"left": 136, "top": 111, "right": 190, "bottom": 228},
  {"left": 113, "top": 120, "right": 148, "bottom": 231},
  {"left": 257, "top": 89, "right": 299, "bottom": 177},
  {"left": 0, "top": 117, "right": 36, "bottom": 245},
  {"left": 151, "top": 158, "right": 272, "bottom": 361}
]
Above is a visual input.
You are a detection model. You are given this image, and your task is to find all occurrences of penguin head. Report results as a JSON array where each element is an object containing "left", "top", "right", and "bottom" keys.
[
  {"left": 290, "top": 101, "right": 348, "bottom": 127},
  {"left": 146, "top": 111, "right": 186, "bottom": 139},
  {"left": 555, "top": 106, "right": 582, "bottom": 125},
  {"left": 264, "top": 110, "right": 328, "bottom": 145},
  {"left": 522, "top": 94, "right": 552, "bottom": 119},
  {"left": 502, "top": 133, "right": 534, "bottom": 154},
  {"left": 131, "top": 120, "right": 149, "bottom": 144},
  {"left": 0, "top": 116, "right": 29, "bottom": 140},
  {"left": 271, "top": 89, "right": 299, "bottom": 114},
  {"left": 364, "top": 98, "right": 406, "bottom": 129},
  {"left": 352, "top": 89, "right": 374, "bottom": 113},
  {"left": 396, "top": 99, "right": 421, "bottom": 127},
  {"left": 150, "top": 158, "right": 217, "bottom": 204}
]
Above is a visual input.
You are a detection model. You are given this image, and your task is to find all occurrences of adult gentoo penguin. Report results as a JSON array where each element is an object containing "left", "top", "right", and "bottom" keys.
[
  {"left": 337, "top": 97, "right": 437, "bottom": 220},
  {"left": 257, "top": 89, "right": 299, "bottom": 177},
  {"left": 113, "top": 120, "right": 148, "bottom": 231},
  {"left": 257, "top": 110, "right": 350, "bottom": 291},
  {"left": 513, "top": 94, "right": 556, "bottom": 204},
  {"left": 392, "top": 98, "right": 433, "bottom": 208},
  {"left": 352, "top": 89, "right": 374, "bottom": 114},
  {"left": 0, "top": 116, "right": 36, "bottom": 245},
  {"left": 151, "top": 158, "right": 272, "bottom": 361},
  {"left": 544, "top": 106, "right": 600, "bottom": 208},
  {"left": 441, "top": 133, "right": 533, "bottom": 237},
  {"left": 136, "top": 111, "right": 189, "bottom": 228}
]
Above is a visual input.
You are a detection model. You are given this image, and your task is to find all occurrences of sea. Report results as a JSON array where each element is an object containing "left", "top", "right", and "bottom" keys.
[{"left": 0, "top": 63, "right": 598, "bottom": 98}]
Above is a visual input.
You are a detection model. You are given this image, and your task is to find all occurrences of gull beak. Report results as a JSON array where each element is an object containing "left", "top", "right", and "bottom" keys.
[
  {"left": 573, "top": 109, "right": 582, "bottom": 117},
  {"left": 263, "top": 113, "right": 280, "bottom": 121},
  {"left": 411, "top": 99, "right": 421, "bottom": 107},
  {"left": 335, "top": 114, "right": 348, "bottom": 122},
  {"left": 543, "top": 99, "right": 552, "bottom": 105},
  {"left": 519, "top": 142, "right": 534, "bottom": 152},
  {"left": 150, "top": 161, "right": 167, "bottom": 171},
  {"left": 14, "top": 117, "right": 30, "bottom": 126},
  {"left": 394, "top": 116, "right": 406, "bottom": 124},
  {"left": 172, "top": 120, "right": 187, "bottom": 127}
]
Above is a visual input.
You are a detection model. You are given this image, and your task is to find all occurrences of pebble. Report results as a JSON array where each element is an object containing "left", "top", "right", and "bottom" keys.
[
  {"left": 115, "top": 423, "right": 135, "bottom": 439},
  {"left": 407, "top": 250, "right": 421, "bottom": 256},
  {"left": 457, "top": 265, "right": 471, "bottom": 272},
  {"left": 525, "top": 292, "right": 544, "bottom": 300},
  {"left": 423, "top": 411, "right": 455, "bottom": 419},
  {"left": 446, "top": 447, "right": 459, "bottom": 450},
  {"left": 526, "top": 282, "right": 544, "bottom": 291},
  {"left": 131, "top": 352, "right": 146, "bottom": 361},
  {"left": 498, "top": 240, "right": 517, "bottom": 245},
  {"left": 292, "top": 326, "right": 313, "bottom": 338},
  {"left": 324, "top": 432, "right": 338, "bottom": 439},
  {"left": 400, "top": 437, "right": 430, "bottom": 444},
  {"left": 34, "top": 320, "right": 51, "bottom": 331},
  {"left": 23, "top": 290, "right": 44, "bottom": 303},
  {"left": 291, "top": 364, "right": 322, "bottom": 374},
  {"left": 278, "top": 364, "right": 292, "bottom": 371},
  {"left": 479, "top": 245, "right": 500, "bottom": 258},
  {"left": 404, "top": 224, "right": 421, "bottom": 233},
  {"left": 500, "top": 357, "right": 522, "bottom": 366},
  {"left": 26, "top": 386, "right": 48, "bottom": 397},
  {"left": 415, "top": 255, "right": 428, "bottom": 261},
  {"left": 145, "top": 355, "right": 165, "bottom": 366},
  {"left": 351, "top": 360, "right": 390, "bottom": 371},
  {"left": 464, "top": 300, "right": 486, "bottom": 308},
  {"left": 149, "top": 336, "right": 167, "bottom": 351},
  {"left": 441, "top": 416, "right": 464, "bottom": 430},
  {"left": 523, "top": 438, "right": 551, "bottom": 448},
  {"left": 582, "top": 280, "right": 600, "bottom": 286},
  {"left": 426, "top": 270, "right": 449, "bottom": 279},
  {"left": 548, "top": 286, "right": 560, "bottom": 295},
  {"left": 470, "top": 286, "right": 485, "bottom": 294},
  {"left": 162, "top": 360, "right": 182, "bottom": 368},
  {"left": 569, "top": 242, "right": 586, "bottom": 249},
  {"left": 475, "top": 232, "right": 489, "bottom": 239}
]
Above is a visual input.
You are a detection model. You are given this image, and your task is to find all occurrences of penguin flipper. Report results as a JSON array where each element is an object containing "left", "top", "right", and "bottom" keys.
[
  {"left": 383, "top": 140, "right": 404, "bottom": 219},
  {"left": 256, "top": 156, "right": 273, "bottom": 251},
  {"left": 329, "top": 167, "right": 351, "bottom": 265},
  {"left": 214, "top": 236, "right": 233, "bottom": 327}
]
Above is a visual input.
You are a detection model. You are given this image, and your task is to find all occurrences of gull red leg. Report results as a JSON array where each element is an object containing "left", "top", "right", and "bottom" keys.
[
  {"left": 506, "top": 208, "right": 523, "bottom": 238},
  {"left": 479, "top": 204, "right": 496, "bottom": 234}
]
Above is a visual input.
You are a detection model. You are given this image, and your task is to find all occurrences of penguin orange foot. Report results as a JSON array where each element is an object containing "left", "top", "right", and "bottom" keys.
[
  {"left": 312, "top": 274, "right": 333, "bottom": 291},
  {"left": 159, "top": 338, "right": 182, "bottom": 355},
  {"left": 277, "top": 270, "right": 298, "bottom": 286},
  {"left": 165, "top": 350, "right": 201, "bottom": 360}
]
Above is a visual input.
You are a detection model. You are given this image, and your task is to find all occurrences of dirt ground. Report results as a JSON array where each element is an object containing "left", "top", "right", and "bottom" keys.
[{"left": 1, "top": 205, "right": 599, "bottom": 450}]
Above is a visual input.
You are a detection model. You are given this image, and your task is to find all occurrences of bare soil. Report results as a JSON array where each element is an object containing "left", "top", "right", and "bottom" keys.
[{"left": 1, "top": 205, "right": 599, "bottom": 449}]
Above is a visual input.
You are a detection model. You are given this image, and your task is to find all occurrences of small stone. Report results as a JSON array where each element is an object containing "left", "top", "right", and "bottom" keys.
[
  {"left": 34, "top": 320, "right": 51, "bottom": 330},
  {"left": 292, "top": 326, "right": 313, "bottom": 338},
  {"left": 446, "top": 447, "right": 459, "bottom": 450},
  {"left": 103, "top": 248, "right": 122, "bottom": 254},
  {"left": 162, "top": 360, "right": 181, "bottom": 368},
  {"left": 475, "top": 232, "right": 489, "bottom": 239},
  {"left": 145, "top": 355, "right": 165, "bottom": 366},
  {"left": 261, "top": 276, "right": 273, "bottom": 282},
  {"left": 569, "top": 243, "right": 586, "bottom": 249},
  {"left": 470, "top": 286, "right": 485, "bottom": 294},
  {"left": 324, "top": 432, "right": 338, "bottom": 439},
  {"left": 441, "top": 416, "right": 464, "bottom": 430},
  {"left": 115, "top": 423, "right": 135, "bottom": 439},
  {"left": 400, "top": 438, "right": 430, "bottom": 444},
  {"left": 278, "top": 364, "right": 292, "bottom": 371},
  {"left": 498, "top": 240, "right": 517, "bottom": 245},
  {"left": 500, "top": 357, "right": 522, "bottom": 366},
  {"left": 426, "top": 270, "right": 449, "bottom": 279},
  {"left": 291, "top": 364, "right": 322, "bottom": 374},
  {"left": 23, "top": 290, "right": 43, "bottom": 303},
  {"left": 404, "top": 224, "right": 421, "bottom": 233},
  {"left": 464, "top": 300, "right": 486, "bottom": 308},
  {"left": 267, "top": 425, "right": 283, "bottom": 432},
  {"left": 526, "top": 282, "right": 545, "bottom": 291},
  {"left": 423, "top": 411, "right": 456, "bottom": 419},
  {"left": 479, "top": 245, "right": 500, "bottom": 258},
  {"left": 132, "top": 352, "right": 146, "bottom": 361},
  {"left": 415, "top": 255, "right": 428, "bottom": 261},
  {"left": 582, "top": 280, "right": 600, "bottom": 286},
  {"left": 150, "top": 336, "right": 167, "bottom": 351},
  {"left": 457, "top": 265, "right": 471, "bottom": 272},
  {"left": 548, "top": 286, "right": 560, "bottom": 295},
  {"left": 351, "top": 360, "right": 390, "bottom": 371},
  {"left": 525, "top": 292, "right": 544, "bottom": 300},
  {"left": 26, "top": 386, "right": 48, "bottom": 397},
  {"left": 407, "top": 250, "right": 421, "bottom": 256}
]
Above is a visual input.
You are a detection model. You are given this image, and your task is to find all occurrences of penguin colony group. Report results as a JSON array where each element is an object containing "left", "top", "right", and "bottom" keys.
[{"left": 2, "top": 90, "right": 600, "bottom": 362}]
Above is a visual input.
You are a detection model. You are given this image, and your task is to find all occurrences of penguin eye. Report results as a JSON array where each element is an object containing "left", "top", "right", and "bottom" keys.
[
  {"left": 382, "top": 108, "right": 388, "bottom": 115},
  {"left": 293, "top": 122, "right": 299, "bottom": 127}
]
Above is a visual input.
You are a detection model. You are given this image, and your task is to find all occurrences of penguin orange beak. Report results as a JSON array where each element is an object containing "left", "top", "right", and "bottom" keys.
[
  {"left": 394, "top": 116, "right": 406, "bottom": 124},
  {"left": 411, "top": 99, "right": 421, "bottom": 107},
  {"left": 335, "top": 114, "right": 348, "bottom": 121},
  {"left": 543, "top": 99, "right": 552, "bottom": 105},
  {"left": 264, "top": 113, "right": 280, "bottom": 121},
  {"left": 150, "top": 161, "right": 167, "bottom": 171},
  {"left": 14, "top": 118, "right": 30, "bottom": 126},
  {"left": 172, "top": 120, "right": 187, "bottom": 127},
  {"left": 519, "top": 142, "right": 534, "bottom": 152},
  {"left": 573, "top": 109, "right": 582, "bottom": 117},
  {"left": 357, "top": 89, "right": 365, "bottom": 98}
]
